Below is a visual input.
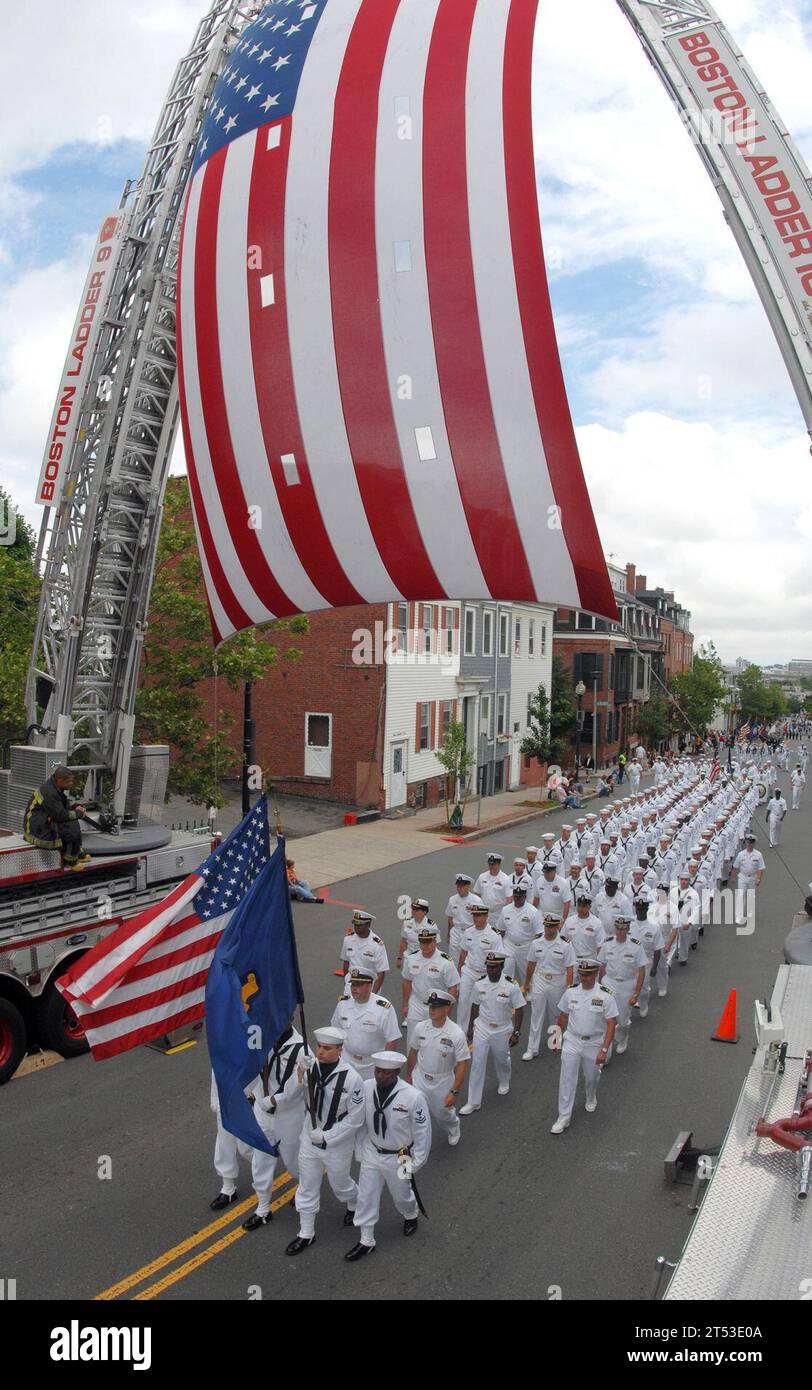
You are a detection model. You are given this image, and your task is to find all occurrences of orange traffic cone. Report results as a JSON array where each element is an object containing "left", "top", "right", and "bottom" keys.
[{"left": 711, "top": 989, "right": 740, "bottom": 1044}]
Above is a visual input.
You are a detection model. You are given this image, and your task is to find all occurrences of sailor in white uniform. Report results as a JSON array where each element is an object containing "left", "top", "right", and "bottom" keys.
[
  {"left": 400, "top": 925, "right": 460, "bottom": 1049},
  {"left": 459, "top": 949, "right": 525, "bottom": 1113},
  {"left": 331, "top": 968, "right": 402, "bottom": 1079},
  {"left": 285, "top": 1027, "right": 365, "bottom": 1257},
  {"left": 406, "top": 990, "right": 469, "bottom": 1147},
  {"left": 457, "top": 903, "right": 503, "bottom": 1034},
  {"left": 730, "top": 834, "right": 765, "bottom": 927},
  {"left": 497, "top": 883, "right": 541, "bottom": 985},
  {"left": 243, "top": 1023, "right": 307, "bottom": 1231},
  {"left": 444, "top": 874, "right": 484, "bottom": 965},
  {"left": 338, "top": 911, "right": 389, "bottom": 992},
  {"left": 473, "top": 853, "right": 513, "bottom": 927},
  {"left": 346, "top": 1051, "right": 431, "bottom": 1260},
  {"left": 550, "top": 960, "right": 618, "bottom": 1133},
  {"left": 598, "top": 916, "right": 646, "bottom": 1054},
  {"left": 522, "top": 914, "right": 577, "bottom": 1060}
]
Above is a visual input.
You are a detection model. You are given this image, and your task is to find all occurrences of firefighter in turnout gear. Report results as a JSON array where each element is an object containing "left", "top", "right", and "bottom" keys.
[{"left": 22, "top": 765, "right": 91, "bottom": 870}]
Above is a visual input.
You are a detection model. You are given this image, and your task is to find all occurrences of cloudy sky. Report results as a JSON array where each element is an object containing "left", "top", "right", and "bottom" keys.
[{"left": 1, "top": 0, "right": 811, "bottom": 664}]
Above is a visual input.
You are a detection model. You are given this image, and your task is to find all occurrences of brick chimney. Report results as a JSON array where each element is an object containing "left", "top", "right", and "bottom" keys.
[
  {"left": 635, "top": 574, "right": 647, "bottom": 593},
  {"left": 625, "top": 562, "right": 636, "bottom": 595}
]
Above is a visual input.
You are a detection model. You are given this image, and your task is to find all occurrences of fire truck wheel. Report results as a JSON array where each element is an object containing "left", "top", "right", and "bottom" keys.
[
  {"left": 0, "top": 999, "right": 27, "bottom": 1084},
  {"left": 36, "top": 983, "right": 89, "bottom": 1059}
]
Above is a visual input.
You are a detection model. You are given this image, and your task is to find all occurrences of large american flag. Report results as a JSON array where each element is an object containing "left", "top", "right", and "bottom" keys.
[
  {"left": 177, "top": 0, "right": 617, "bottom": 644},
  {"left": 56, "top": 800, "right": 271, "bottom": 1060}
]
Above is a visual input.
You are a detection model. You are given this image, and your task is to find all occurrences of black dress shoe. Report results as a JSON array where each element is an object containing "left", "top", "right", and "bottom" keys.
[
  {"left": 242, "top": 1212, "right": 273, "bottom": 1231},
  {"left": 343, "top": 1209, "right": 356, "bottom": 1227},
  {"left": 690, "top": 943, "right": 698, "bottom": 951},
  {"left": 344, "top": 1242, "right": 374, "bottom": 1262},
  {"left": 209, "top": 1191, "right": 238, "bottom": 1211},
  {"left": 285, "top": 1235, "right": 315, "bottom": 1256},
  {"left": 698, "top": 927, "right": 705, "bottom": 937},
  {"left": 403, "top": 1218, "right": 419, "bottom": 1237}
]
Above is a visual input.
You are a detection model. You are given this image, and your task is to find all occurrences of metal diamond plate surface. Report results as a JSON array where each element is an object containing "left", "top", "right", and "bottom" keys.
[{"left": 666, "top": 966, "right": 812, "bottom": 1300}]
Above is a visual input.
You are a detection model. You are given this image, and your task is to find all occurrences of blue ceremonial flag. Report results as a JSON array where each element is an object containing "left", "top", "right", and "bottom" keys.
[{"left": 205, "top": 833, "right": 304, "bottom": 1155}]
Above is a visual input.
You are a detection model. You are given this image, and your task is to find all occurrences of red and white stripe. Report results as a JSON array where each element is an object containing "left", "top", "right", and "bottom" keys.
[
  {"left": 178, "top": 0, "right": 616, "bottom": 643},
  {"left": 56, "top": 874, "right": 229, "bottom": 1060}
]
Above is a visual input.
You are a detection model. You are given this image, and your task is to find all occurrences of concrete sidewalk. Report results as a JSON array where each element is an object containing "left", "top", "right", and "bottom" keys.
[{"left": 287, "top": 781, "right": 613, "bottom": 890}]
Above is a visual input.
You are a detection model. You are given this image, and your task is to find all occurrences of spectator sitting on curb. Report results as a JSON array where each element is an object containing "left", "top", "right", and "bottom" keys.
[{"left": 287, "top": 858, "right": 324, "bottom": 904}]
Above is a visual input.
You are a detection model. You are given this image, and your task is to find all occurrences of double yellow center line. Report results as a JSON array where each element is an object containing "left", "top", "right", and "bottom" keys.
[{"left": 95, "top": 1172, "right": 297, "bottom": 1301}]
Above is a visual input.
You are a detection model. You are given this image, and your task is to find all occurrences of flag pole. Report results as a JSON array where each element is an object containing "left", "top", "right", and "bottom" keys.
[{"left": 298, "top": 1001, "right": 318, "bottom": 1130}]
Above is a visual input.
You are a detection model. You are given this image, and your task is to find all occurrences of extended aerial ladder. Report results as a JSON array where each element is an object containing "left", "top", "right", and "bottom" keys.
[
  {"left": 14, "top": 0, "right": 261, "bottom": 828},
  {"left": 617, "top": 0, "right": 812, "bottom": 440}
]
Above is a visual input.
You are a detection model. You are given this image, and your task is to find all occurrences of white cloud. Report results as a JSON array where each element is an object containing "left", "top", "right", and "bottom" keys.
[
  {"left": 0, "top": 1, "right": 204, "bottom": 182},
  {"left": 0, "top": 246, "right": 94, "bottom": 520},
  {"left": 577, "top": 412, "right": 811, "bottom": 664}
]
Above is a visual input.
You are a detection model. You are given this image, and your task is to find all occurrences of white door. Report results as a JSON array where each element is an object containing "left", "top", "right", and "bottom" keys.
[
  {"left": 390, "top": 741, "right": 407, "bottom": 807},
  {"left": 304, "top": 712, "right": 332, "bottom": 777},
  {"left": 510, "top": 727, "right": 521, "bottom": 788}
]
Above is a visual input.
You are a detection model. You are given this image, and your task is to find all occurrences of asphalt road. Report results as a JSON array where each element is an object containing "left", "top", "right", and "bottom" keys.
[{"left": 2, "top": 768, "right": 809, "bottom": 1302}]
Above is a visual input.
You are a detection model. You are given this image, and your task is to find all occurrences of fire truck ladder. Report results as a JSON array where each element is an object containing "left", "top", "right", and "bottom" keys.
[
  {"left": 617, "top": 0, "right": 812, "bottom": 439},
  {"left": 24, "top": 0, "right": 259, "bottom": 817}
]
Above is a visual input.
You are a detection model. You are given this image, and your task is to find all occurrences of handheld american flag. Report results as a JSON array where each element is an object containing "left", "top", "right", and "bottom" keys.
[
  {"left": 177, "top": 0, "right": 617, "bottom": 643},
  {"left": 56, "top": 799, "right": 272, "bottom": 1060}
]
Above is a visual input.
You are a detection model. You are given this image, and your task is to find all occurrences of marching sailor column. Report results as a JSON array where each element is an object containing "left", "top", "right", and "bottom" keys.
[
  {"left": 459, "top": 949, "right": 525, "bottom": 1114},
  {"left": 243, "top": 1023, "right": 306, "bottom": 1231},
  {"left": 346, "top": 1052, "right": 431, "bottom": 1260},
  {"left": 550, "top": 960, "right": 618, "bottom": 1133},
  {"left": 286, "top": 1028, "right": 365, "bottom": 1257}
]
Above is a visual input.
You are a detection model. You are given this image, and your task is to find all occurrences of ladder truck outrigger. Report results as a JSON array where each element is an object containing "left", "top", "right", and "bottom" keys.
[
  {"left": 1, "top": 0, "right": 811, "bottom": 1085},
  {"left": 0, "top": 1, "right": 263, "bottom": 1084}
]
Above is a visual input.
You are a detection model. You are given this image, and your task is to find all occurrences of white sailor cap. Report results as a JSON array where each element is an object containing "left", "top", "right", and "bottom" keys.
[
  {"left": 576, "top": 817, "right": 587, "bottom": 826},
  {"left": 411, "top": 897, "right": 430, "bottom": 911},
  {"left": 455, "top": 873, "right": 473, "bottom": 885},
  {"left": 427, "top": 989, "right": 455, "bottom": 1007},
  {"left": 525, "top": 845, "right": 539, "bottom": 854},
  {"left": 352, "top": 910, "right": 376, "bottom": 925},
  {"left": 513, "top": 856, "right": 527, "bottom": 867},
  {"left": 541, "top": 832, "right": 556, "bottom": 841},
  {"left": 314, "top": 1026, "right": 346, "bottom": 1046},
  {"left": 561, "top": 824, "right": 574, "bottom": 832},
  {"left": 487, "top": 851, "right": 503, "bottom": 862},
  {"left": 371, "top": 1051, "right": 407, "bottom": 1070}
]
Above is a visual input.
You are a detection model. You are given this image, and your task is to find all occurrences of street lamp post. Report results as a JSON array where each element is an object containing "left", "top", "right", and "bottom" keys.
[{"left": 574, "top": 679, "right": 586, "bottom": 778}]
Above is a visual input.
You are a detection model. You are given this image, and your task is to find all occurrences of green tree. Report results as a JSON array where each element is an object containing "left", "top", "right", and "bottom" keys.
[
  {"left": 549, "top": 656, "right": 577, "bottom": 765},
  {"left": 669, "top": 643, "right": 726, "bottom": 736},
  {"left": 736, "top": 664, "right": 786, "bottom": 724},
  {"left": 436, "top": 720, "right": 473, "bottom": 825},
  {"left": 0, "top": 490, "right": 40, "bottom": 749},
  {"left": 521, "top": 681, "right": 552, "bottom": 798},
  {"left": 635, "top": 692, "right": 672, "bottom": 747},
  {"left": 136, "top": 477, "right": 308, "bottom": 804}
]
